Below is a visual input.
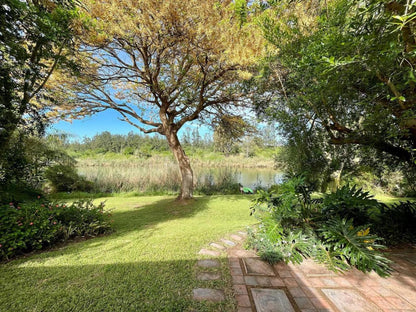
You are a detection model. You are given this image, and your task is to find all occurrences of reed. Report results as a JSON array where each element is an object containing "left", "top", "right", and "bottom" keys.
[{"left": 76, "top": 154, "right": 278, "bottom": 194}]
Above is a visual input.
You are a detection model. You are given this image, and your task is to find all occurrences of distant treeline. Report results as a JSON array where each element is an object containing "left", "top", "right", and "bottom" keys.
[{"left": 52, "top": 125, "right": 280, "bottom": 157}]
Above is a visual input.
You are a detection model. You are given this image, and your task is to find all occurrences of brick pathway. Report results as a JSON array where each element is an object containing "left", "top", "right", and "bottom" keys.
[
  {"left": 193, "top": 232, "right": 416, "bottom": 311},
  {"left": 228, "top": 243, "right": 416, "bottom": 312}
]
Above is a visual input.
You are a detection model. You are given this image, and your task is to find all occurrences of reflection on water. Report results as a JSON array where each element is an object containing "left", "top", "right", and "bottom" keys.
[{"left": 196, "top": 167, "right": 284, "bottom": 190}]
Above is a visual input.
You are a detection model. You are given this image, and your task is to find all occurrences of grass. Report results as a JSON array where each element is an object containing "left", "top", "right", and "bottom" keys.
[
  {"left": 0, "top": 195, "right": 256, "bottom": 312},
  {"left": 373, "top": 193, "right": 415, "bottom": 205}
]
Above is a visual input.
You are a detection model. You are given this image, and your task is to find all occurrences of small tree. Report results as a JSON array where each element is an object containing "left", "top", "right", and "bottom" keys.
[
  {"left": 0, "top": 0, "right": 79, "bottom": 188},
  {"left": 52, "top": 0, "right": 263, "bottom": 199},
  {"left": 253, "top": 0, "right": 416, "bottom": 170}
]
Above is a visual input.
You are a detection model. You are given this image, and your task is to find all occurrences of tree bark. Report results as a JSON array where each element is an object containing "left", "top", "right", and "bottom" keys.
[{"left": 165, "top": 129, "right": 193, "bottom": 200}]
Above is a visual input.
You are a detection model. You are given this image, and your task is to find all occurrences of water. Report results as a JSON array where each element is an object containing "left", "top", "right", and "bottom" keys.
[
  {"left": 236, "top": 168, "right": 285, "bottom": 189},
  {"left": 196, "top": 167, "right": 284, "bottom": 190}
]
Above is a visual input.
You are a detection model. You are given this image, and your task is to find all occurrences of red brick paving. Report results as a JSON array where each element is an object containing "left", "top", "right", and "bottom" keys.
[{"left": 226, "top": 238, "right": 416, "bottom": 312}]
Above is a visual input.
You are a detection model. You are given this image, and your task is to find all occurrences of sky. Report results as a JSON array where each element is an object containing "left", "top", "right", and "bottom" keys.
[{"left": 48, "top": 109, "right": 210, "bottom": 141}]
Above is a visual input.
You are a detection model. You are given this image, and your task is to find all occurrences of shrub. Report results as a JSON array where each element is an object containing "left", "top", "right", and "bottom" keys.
[
  {"left": 44, "top": 164, "right": 94, "bottom": 193},
  {"left": 318, "top": 218, "right": 391, "bottom": 276},
  {"left": 248, "top": 179, "right": 392, "bottom": 276},
  {"left": 0, "top": 198, "right": 113, "bottom": 261},
  {"left": 375, "top": 201, "right": 416, "bottom": 245},
  {"left": 322, "top": 185, "right": 379, "bottom": 226}
]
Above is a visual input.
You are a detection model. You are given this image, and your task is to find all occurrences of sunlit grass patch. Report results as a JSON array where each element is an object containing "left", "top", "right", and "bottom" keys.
[{"left": 0, "top": 195, "right": 255, "bottom": 312}]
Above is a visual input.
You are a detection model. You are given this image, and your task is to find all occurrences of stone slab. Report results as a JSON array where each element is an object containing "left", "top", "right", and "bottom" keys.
[
  {"left": 221, "top": 239, "right": 236, "bottom": 247},
  {"left": 251, "top": 288, "right": 295, "bottom": 312},
  {"left": 210, "top": 242, "right": 226, "bottom": 250},
  {"left": 231, "top": 234, "right": 244, "bottom": 241},
  {"left": 192, "top": 288, "right": 225, "bottom": 302},
  {"left": 198, "top": 249, "right": 221, "bottom": 257},
  {"left": 322, "top": 289, "right": 380, "bottom": 312},
  {"left": 197, "top": 259, "right": 220, "bottom": 268},
  {"left": 197, "top": 272, "right": 221, "bottom": 281},
  {"left": 243, "top": 257, "right": 275, "bottom": 276}
]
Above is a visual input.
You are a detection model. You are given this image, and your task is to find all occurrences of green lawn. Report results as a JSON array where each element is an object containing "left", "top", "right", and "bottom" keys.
[{"left": 0, "top": 195, "right": 256, "bottom": 312}]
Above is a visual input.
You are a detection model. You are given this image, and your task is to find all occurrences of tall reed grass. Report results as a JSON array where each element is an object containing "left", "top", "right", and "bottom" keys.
[{"left": 76, "top": 156, "right": 246, "bottom": 194}]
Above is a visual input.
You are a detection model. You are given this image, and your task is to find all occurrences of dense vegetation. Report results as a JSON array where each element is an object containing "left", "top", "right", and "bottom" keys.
[
  {"left": 247, "top": 177, "right": 416, "bottom": 276},
  {"left": 250, "top": 0, "right": 416, "bottom": 195},
  {"left": 0, "top": 198, "right": 112, "bottom": 261}
]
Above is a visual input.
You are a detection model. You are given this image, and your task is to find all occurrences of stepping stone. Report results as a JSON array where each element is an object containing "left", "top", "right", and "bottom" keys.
[
  {"left": 243, "top": 257, "right": 275, "bottom": 276},
  {"left": 210, "top": 242, "right": 226, "bottom": 250},
  {"left": 230, "top": 234, "right": 244, "bottom": 241},
  {"left": 197, "top": 272, "right": 221, "bottom": 281},
  {"left": 198, "top": 249, "right": 221, "bottom": 257},
  {"left": 193, "top": 288, "right": 225, "bottom": 302},
  {"left": 197, "top": 259, "right": 220, "bottom": 268},
  {"left": 221, "top": 239, "right": 236, "bottom": 247},
  {"left": 322, "top": 289, "right": 380, "bottom": 312},
  {"left": 251, "top": 288, "right": 295, "bottom": 312},
  {"left": 238, "top": 231, "right": 247, "bottom": 236}
]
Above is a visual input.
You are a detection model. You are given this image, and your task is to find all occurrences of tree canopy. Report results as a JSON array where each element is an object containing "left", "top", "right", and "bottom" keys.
[
  {"left": 251, "top": 0, "right": 416, "bottom": 185},
  {"left": 0, "top": 0, "right": 80, "bottom": 188},
  {"left": 51, "top": 0, "right": 264, "bottom": 199}
]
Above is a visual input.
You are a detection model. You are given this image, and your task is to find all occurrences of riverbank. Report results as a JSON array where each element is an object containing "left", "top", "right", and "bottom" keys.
[{"left": 75, "top": 154, "right": 282, "bottom": 194}]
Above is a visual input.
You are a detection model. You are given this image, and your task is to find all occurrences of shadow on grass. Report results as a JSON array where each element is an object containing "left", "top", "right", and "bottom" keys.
[
  {"left": 6, "top": 195, "right": 246, "bottom": 264},
  {"left": 0, "top": 195, "right": 254, "bottom": 311},
  {"left": 0, "top": 259, "right": 235, "bottom": 312},
  {"left": 108, "top": 196, "right": 211, "bottom": 234}
]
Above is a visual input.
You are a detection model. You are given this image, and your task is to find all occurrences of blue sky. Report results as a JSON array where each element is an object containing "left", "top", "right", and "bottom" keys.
[{"left": 48, "top": 110, "right": 210, "bottom": 141}]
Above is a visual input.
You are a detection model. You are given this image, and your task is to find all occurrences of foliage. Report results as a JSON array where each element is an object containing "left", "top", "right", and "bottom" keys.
[
  {"left": 44, "top": 164, "right": 94, "bottom": 193},
  {"left": 213, "top": 115, "right": 256, "bottom": 156},
  {"left": 251, "top": 0, "right": 416, "bottom": 190},
  {"left": 319, "top": 218, "right": 391, "bottom": 277},
  {"left": 248, "top": 178, "right": 394, "bottom": 276},
  {"left": 0, "top": 198, "right": 113, "bottom": 261},
  {"left": 376, "top": 200, "right": 416, "bottom": 244},
  {"left": 0, "top": 133, "right": 79, "bottom": 203},
  {"left": 321, "top": 185, "right": 380, "bottom": 225},
  {"left": 0, "top": 0, "right": 80, "bottom": 190}
]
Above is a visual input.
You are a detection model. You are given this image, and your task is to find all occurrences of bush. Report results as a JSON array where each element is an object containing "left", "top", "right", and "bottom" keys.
[
  {"left": 375, "top": 201, "right": 416, "bottom": 245},
  {"left": 0, "top": 198, "right": 113, "bottom": 261},
  {"left": 44, "top": 164, "right": 94, "bottom": 193},
  {"left": 248, "top": 178, "right": 392, "bottom": 276},
  {"left": 321, "top": 185, "right": 380, "bottom": 226}
]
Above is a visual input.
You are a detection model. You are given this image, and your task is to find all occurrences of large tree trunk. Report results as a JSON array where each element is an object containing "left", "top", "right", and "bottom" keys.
[{"left": 165, "top": 130, "right": 193, "bottom": 200}]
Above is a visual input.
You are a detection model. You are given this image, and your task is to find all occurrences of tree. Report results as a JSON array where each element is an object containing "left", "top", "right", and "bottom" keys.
[
  {"left": 0, "top": 0, "right": 80, "bottom": 188},
  {"left": 213, "top": 115, "right": 255, "bottom": 156},
  {"left": 52, "top": 0, "right": 263, "bottom": 199},
  {"left": 253, "top": 0, "right": 416, "bottom": 175}
]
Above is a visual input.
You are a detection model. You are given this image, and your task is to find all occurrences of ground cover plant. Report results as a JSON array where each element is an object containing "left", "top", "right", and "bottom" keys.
[
  {"left": 247, "top": 177, "right": 416, "bottom": 277},
  {"left": 0, "top": 195, "right": 254, "bottom": 312},
  {"left": 0, "top": 198, "right": 113, "bottom": 261}
]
